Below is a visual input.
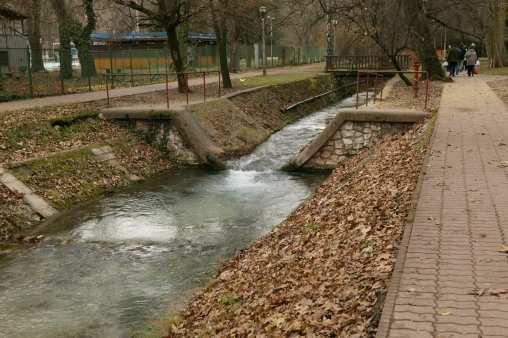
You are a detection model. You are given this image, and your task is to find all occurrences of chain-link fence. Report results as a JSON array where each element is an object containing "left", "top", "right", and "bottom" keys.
[{"left": 0, "top": 44, "right": 325, "bottom": 102}]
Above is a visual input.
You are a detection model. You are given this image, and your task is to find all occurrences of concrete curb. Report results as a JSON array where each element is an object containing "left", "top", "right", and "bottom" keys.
[
  {"left": 0, "top": 167, "right": 57, "bottom": 218},
  {"left": 285, "top": 109, "right": 428, "bottom": 170},
  {"left": 375, "top": 115, "right": 439, "bottom": 338}
]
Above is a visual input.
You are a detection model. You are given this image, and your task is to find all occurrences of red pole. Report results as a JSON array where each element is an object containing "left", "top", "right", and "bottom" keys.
[
  {"left": 355, "top": 71, "right": 360, "bottom": 109},
  {"left": 425, "top": 71, "right": 430, "bottom": 111},
  {"left": 166, "top": 68, "right": 169, "bottom": 109},
  {"left": 186, "top": 73, "right": 189, "bottom": 105},
  {"left": 413, "top": 62, "right": 420, "bottom": 98},
  {"left": 105, "top": 73, "right": 110, "bottom": 107},
  {"left": 203, "top": 72, "right": 206, "bottom": 103},
  {"left": 218, "top": 71, "right": 221, "bottom": 97}
]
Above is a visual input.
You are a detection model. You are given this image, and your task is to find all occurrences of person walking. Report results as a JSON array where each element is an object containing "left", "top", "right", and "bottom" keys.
[
  {"left": 446, "top": 45, "right": 461, "bottom": 77},
  {"left": 465, "top": 46, "right": 478, "bottom": 77},
  {"left": 457, "top": 43, "right": 466, "bottom": 75}
]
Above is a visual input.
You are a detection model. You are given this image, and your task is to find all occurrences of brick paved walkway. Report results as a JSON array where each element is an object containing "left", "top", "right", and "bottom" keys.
[
  {"left": 378, "top": 76, "right": 508, "bottom": 338},
  {"left": 0, "top": 64, "right": 321, "bottom": 114}
]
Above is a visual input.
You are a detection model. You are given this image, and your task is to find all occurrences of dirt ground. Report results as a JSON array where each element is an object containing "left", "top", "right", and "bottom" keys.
[{"left": 377, "top": 77, "right": 444, "bottom": 113}]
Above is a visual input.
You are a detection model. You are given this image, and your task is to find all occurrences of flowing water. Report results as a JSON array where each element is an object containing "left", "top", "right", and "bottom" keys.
[{"left": 0, "top": 99, "right": 353, "bottom": 338}]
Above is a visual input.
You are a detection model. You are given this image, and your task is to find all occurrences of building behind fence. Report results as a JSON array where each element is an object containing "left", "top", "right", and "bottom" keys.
[{"left": 0, "top": 41, "right": 325, "bottom": 100}]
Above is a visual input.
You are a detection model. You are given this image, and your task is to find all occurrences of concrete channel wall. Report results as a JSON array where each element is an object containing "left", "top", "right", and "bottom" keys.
[{"left": 285, "top": 109, "right": 427, "bottom": 171}]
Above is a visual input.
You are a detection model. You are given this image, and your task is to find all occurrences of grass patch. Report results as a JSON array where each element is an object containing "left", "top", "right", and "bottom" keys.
[
  {"left": 478, "top": 58, "right": 508, "bottom": 76},
  {"left": 482, "top": 67, "right": 508, "bottom": 76},
  {"left": 218, "top": 293, "right": 242, "bottom": 307},
  {"left": 11, "top": 148, "right": 128, "bottom": 209}
]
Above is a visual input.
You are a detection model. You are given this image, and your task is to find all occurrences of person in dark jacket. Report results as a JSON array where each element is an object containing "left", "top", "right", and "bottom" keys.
[
  {"left": 446, "top": 45, "right": 461, "bottom": 77},
  {"left": 457, "top": 43, "right": 467, "bottom": 75}
]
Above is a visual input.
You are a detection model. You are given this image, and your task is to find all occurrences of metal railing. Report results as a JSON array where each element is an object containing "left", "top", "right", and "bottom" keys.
[
  {"left": 0, "top": 45, "right": 325, "bottom": 102},
  {"left": 355, "top": 70, "right": 430, "bottom": 110},
  {"left": 326, "top": 55, "right": 412, "bottom": 72},
  {"left": 104, "top": 70, "right": 222, "bottom": 108}
]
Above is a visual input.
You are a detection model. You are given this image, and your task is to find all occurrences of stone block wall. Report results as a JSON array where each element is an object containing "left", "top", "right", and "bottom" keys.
[
  {"left": 134, "top": 120, "right": 200, "bottom": 165},
  {"left": 304, "top": 121, "right": 411, "bottom": 170}
]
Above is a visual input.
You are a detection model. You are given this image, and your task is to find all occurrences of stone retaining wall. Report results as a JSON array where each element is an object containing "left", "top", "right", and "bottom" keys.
[
  {"left": 304, "top": 121, "right": 412, "bottom": 169},
  {"left": 133, "top": 120, "right": 200, "bottom": 165},
  {"left": 285, "top": 109, "right": 427, "bottom": 171}
]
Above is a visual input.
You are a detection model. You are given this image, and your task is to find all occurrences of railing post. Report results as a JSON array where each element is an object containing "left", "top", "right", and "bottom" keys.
[
  {"left": 355, "top": 71, "right": 360, "bottom": 109},
  {"left": 373, "top": 73, "right": 378, "bottom": 103},
  {"left": 413, "top": 61, "right": 420, "bottom": 98},
  {"left": 129, "top": 47, "right": 134, "bottom": 87},
  {"left": 105, "top": 72, "right": 110, "bottom": 107},
  {"left": 109, "top": 46, "right": 114, "bottom": 89},
  {"left": 186, "top": 73, "right": 189, "bottom": 105},
  {"left": 165, "top": 66, "right": 170, "bottom": 109},
  {"left": 203, "top": 72, "right": 206, "bottom": 103},
  {"left": 425, "top": 71, "right": 430, "bottom": 111},
  {"left": 365, "top": 73, "right": 370, "bottom": 106},
  {"left": 218, "top": 70, "right": 221, "bottom": 97}
]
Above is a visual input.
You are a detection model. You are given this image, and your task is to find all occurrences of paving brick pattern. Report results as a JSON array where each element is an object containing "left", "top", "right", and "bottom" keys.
[{"left": 380, "top": 77, "right": 508, "bottom": 338}]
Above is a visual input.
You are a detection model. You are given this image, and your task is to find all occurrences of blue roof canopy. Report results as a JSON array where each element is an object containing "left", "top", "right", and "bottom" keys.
[{"left": 91, "top": 32, "right": 217, "bottom": 43}]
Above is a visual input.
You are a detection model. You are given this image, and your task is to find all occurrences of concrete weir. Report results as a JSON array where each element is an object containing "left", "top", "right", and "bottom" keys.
[
  {"left": 284, "top": 108, "right": 427, "bottom": 170},
  {"left": 101, "top": 106, "right": 226, "bottom": 170}
]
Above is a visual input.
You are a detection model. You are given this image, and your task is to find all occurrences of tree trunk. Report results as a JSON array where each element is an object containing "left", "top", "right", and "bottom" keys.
[
  {"left": 389, "top": 55, "right": 412, "bottom": 86},
  {"left": 403, "top": 0, "right": 446, "bottom": 80},
  {"left": 167, "top": 26, "right": 188, "bottom": 93},
  {"left": 210, "top": 0, "right": 232, "bottom": 89},
  {"left": 76, "top": 0, "right": 97, "bottom": 77},
  {"left": 58, "top": 26, "right": 73, "bottom": 79},
  {"left": 27, "top": 0, "right": 45, "bottom": 72},
  {"left": 487, "top": 0, "right": 506, "bottom": 68},
  {"left": 50, "top": 0, "right": 73, "bottom": 79},
  {"left": 217, "top": 28, "right": 233, "bottom": 88},
  {"left": 76, "top": 41, "right": 96, "bottom": 77},
  {"left": 229, "top": 39, "right": 240, "bottom": 73}
]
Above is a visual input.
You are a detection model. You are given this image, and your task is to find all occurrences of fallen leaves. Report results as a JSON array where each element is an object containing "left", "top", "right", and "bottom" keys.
[
  {"left": 168, "top": 123, "right": 431, "bottom": 338},
  {"left": 497, "top": 245, "right": 508, "bottom": 254}
]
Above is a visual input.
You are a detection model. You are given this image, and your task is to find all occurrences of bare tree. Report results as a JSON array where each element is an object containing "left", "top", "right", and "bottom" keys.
[
  {"left": 113, "top": 0, "right": 206, "bottom": 93},
  {"left": 26, "top": 0, "right": 45, "bottom": 72},
  {"left": 209, "top": 0, "right": 232, "bottom": 88},
  {"left": 50, "top": 0, "right": 97, "bottom": 78},
  {"left": 486, "top": 0, "right": 506, "bottom": 67}
]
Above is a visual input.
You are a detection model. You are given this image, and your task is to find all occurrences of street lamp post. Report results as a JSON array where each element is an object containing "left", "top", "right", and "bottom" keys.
[
  {"left": 332, "top": 19, "right": 338, "bottom": 57},
  {"left": 260, "top": 6, "right": 267, "bottom": 76},
  {"left": 268, "top": 16, "right": 275, "bottom": 67},
  {"left": 326, "top": 13, "right": 333, "bottom": 70}
]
